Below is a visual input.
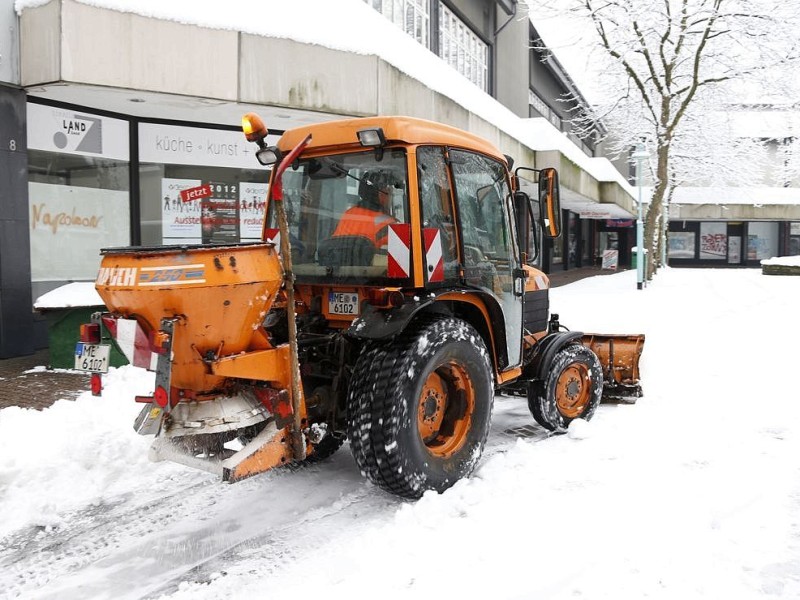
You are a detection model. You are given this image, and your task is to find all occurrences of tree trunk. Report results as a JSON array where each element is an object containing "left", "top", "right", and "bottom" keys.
[{"left": 644, "top": 142, "right": 670, "bottom": 281}]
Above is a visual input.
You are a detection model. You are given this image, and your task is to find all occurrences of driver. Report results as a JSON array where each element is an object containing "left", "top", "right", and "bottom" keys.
[{"left": 331, "top": 170, "right": 398, "bottom": 247}]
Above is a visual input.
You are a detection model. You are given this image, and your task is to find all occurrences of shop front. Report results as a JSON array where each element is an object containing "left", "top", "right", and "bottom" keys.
[
  {"left": 541, "top": 211, "right": 635, "bottom": 274},
  {"left": 668, "top": 220, "right": 797, "bottom": 266},
  {"left": 25, "top": 99, "right": 278, "bottom": 348}
]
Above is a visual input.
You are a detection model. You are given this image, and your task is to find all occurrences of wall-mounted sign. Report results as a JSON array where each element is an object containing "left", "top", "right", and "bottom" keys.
[
  {"left": 27, "top": 103, "right": 129, "bottom": 160},
  {"left": 579, "top": 209, "right": 615, "bottom": 219},
  {"left": 139, "top": 123, "right": 279, "bottom": 169}
]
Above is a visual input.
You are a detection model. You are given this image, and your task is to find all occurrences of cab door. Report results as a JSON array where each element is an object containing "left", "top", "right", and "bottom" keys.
[{"left": 448, "top": 150, "right": 523, "bottom": 368}]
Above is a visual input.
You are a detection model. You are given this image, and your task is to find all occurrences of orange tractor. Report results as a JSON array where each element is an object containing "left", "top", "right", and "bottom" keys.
[{"left": 78, "top": 115, "right": 643, "bottom": 498}]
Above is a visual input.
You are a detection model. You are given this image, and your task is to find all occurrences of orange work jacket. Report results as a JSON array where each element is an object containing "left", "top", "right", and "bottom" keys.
[{"left": 331, "top": 206, "right": 397, "bottom": 247}]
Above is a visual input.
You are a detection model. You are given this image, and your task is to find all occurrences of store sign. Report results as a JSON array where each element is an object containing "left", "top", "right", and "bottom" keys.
[
  {"left": 27, "top": 103, "right": 129, "bottom": 160},
  {"left": 140, "top": 123, "right": 278, "bottom": 169},
  {"left": 579, "top": 209, "right": 615, "bottom": 219}
]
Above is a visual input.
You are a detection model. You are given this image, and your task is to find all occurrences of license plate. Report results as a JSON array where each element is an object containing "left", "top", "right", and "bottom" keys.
[
  {"left": 328, "top": 291, "right": 360, "bottom": 316},
  {"left": 74, "top": 342, "right": 111, "bottom": 373}
]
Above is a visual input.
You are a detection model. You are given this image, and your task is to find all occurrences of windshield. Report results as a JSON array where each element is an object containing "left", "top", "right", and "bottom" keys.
[{"left": 269, "top": 148, "right": 409, "bottom": 282}]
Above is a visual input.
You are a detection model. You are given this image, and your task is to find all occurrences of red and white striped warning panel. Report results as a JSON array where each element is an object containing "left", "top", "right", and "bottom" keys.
[
  {"left": 101, "top": 315, "right": 157, "bottom": 370},
  {"left": 387, "top": 224, "right": 411, "bottom": 278},
  {"left": 264, "top": 228, "right": 281, "bottom": 251},
  {"left": 424, "top": 228, "right": 444, "bottom": 283}
]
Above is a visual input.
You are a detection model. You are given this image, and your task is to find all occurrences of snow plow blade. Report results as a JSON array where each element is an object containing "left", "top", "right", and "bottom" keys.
[{"left": 582, "top": 333, "right": 645, "bottom": 402}]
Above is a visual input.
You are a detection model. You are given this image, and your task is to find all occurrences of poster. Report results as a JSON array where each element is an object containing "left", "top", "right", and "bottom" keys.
[
  {"left": 239, "top": 182, "right": 269, "bottom": 240},
  {"left": 29, "top": 182, "right": 129, "bottom": 281},
  {"left": 161, "top": 178, "right": 202, "bottom": 243},
  {"left": 601, "top": 249, "right": 618, "bottom": 270},
  {"left": 201, "top": 182, "right": 240, "bottom": 244}
]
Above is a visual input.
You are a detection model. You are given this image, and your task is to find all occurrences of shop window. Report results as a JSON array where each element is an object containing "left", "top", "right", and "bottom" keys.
[
  {"left": 138, "top": 123, "right": 272, "bottom": 246},
  {"left": 26, "top": 103, "right": 130, "bottom": 293},
  {"left": 789, "top": 222, "right": 800, "bottom": 256},
  {"left": 747, "top": 222, "right": 779, "bottom": 261},
  {"left": 668, "top": 231, "right": 696, "bottom": 259},
  {"left": 699, "top": 222, "right": 727, "bottom": 260}
]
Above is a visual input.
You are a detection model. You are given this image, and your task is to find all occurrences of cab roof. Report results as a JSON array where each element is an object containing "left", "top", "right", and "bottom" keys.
[{"left": 276, "top": 116, "right": 507, "bottom": 164}]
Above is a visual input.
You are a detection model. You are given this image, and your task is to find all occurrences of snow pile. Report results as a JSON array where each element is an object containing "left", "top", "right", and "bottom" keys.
[
  {"left": 0, "top": 366, "right": 191, "bottom": 540},
  {"left": 761, "top": 255, "right": 800, "bottom": 267},
  {"left": 33, "top": 281, "right": 103, "bottom": 309}
]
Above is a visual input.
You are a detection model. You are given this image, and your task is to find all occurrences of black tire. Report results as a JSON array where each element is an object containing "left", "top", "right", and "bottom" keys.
[
  {"left": 529, "top": 344, "right": 603, "bottom": 432},
  {"left": 347, "top": 317, "right": 494, "bottom": 499}
]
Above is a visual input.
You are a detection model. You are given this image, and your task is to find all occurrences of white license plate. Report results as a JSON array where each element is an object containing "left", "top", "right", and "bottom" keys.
[
  {"left": 328, "top": 291, "right": 360, "bottom": 316},
  {"left": 74, "top": 342, "right": 111, "bottom": 373}
]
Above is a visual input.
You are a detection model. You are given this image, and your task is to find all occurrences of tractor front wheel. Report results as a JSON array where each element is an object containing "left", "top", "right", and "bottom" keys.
[
  {"left": 529, "top": 344, "right": 603, "bottom": 432},
  {"left": 347, "top": 318, "right": 494, "bottom": 498}
]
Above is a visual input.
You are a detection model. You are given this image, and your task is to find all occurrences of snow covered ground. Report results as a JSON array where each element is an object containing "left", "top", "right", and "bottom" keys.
[{"left": 2, "top": 267, "right": 800, "bottom": 599}]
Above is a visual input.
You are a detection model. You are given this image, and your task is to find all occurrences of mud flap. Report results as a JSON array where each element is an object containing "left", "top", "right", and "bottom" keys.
[
  {"left": 134, "top": 404, "right": 165, "bottom": 436},
  {"left": 133, "top": 318, "right": 176, "bottom": 436}
]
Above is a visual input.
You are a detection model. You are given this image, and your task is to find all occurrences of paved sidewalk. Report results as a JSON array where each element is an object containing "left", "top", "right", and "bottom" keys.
[
  {"left": 0, "top": 350, "right": 89, "bottom": 410},
  {"left": 0, "top": 266, "right": 624, "bottom": 411}
]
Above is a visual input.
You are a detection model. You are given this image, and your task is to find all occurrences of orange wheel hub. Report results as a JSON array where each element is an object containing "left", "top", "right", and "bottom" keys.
[
  {"left": 416, "top": 362, "right": 475, "bottom": 458},
  {"left": 555, "top": 363, "right": 591, "bottom": 418}
]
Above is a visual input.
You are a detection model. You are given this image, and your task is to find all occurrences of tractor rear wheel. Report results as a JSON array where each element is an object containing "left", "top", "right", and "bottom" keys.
[
  {"left": 529, "top": 344, "right": 603, "bottom": 432},
  {"left": 347, "top": 317, "right": 494, "bottom": 499}
]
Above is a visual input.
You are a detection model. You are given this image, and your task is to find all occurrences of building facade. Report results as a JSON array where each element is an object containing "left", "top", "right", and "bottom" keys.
[
  {"left": 0, "top": 0, "right": 637, "bottom": 357},
  {"left": 667, "top": 107, "right": 800, "bottom": 267}
]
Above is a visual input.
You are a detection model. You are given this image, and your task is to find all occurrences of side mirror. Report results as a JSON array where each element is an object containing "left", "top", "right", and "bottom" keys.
[{"left": 538, "top": 167, "right": 562, "bottom": 239}]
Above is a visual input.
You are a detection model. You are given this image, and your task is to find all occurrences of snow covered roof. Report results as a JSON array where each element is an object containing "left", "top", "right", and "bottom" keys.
[
  {"left": 671, "top": 186, "right": 800, "bottom": 206},
  {"left": 728, "top": 109, "right": 800, "bottom": 139},
  {"left": 14, "top": 0, "right": 632, "bottom": 195}
]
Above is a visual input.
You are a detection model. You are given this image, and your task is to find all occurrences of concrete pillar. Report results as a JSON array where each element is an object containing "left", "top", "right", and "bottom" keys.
[{"left": 0, "top": 84, "right": 34, "bottom": 358}]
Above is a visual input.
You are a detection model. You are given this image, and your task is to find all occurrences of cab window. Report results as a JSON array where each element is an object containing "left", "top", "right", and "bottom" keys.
[{"left": 417, "top": 146, "right": 458, "bottom": 282}]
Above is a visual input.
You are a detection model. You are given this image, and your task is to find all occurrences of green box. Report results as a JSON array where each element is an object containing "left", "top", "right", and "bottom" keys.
[{"left": 44, "top": 307, "right": 128, "bottom": 370}]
